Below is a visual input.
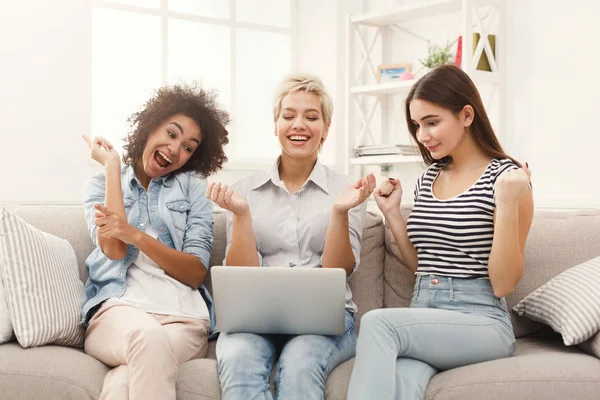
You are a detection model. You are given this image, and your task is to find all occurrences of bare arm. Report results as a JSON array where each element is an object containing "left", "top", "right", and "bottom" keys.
[
  {"left": 206, "top": 182, "right": 259, "bottom": 267},
  {"left": 98, "top": 158, "right": 128, "bottom": 260},
  {"left": 488, "top": 166, "right": 534, "bottom": 297},
  {"left": 322, "top": 210, "right": 355, "bottom": 275},
  {"left": 93, "top": 204, "right": 208, "bottom": 288},
  {"left": 374, "top": 178, "right": 419, "bottom": 273},
  {"left": 226, "top": 211, "right": 260, "bottom": 266},
  {"left": 82, "top": 135, "right": 128, "bottom": 260},
  {"left": 488, "top": 190, "right": 534, "bottom": 297},
  {"left": 129, "top": 230, "right": 207, "bottom": 288},
  {"left": 322, "top": 174, "right": 375, "bottom": 275}
]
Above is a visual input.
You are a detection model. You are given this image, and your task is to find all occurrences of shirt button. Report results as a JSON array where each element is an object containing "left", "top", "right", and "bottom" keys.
[
  {"left": 289, "top": 262, "right": 294, "bottom": 267},
  {"left": 160, "top": 227, "right": 165, "bottom": 232},
  {"left": 120, "top": 271, "right": 124, "bottom": 277},
  {"left": 431, "top": 278, "right": 439, "bottom": 285},
  {"left": 152, "top": 208, "right": 156, "bottom": 212},
  {"left": 139, "top": 222, "right": 144, "bottom": 228}
]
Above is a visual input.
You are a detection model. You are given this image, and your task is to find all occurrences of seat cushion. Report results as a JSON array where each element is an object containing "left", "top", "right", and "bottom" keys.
[
  {"left": 175, "top": 358, "right": 221, "bottom": 400},
  {"left": 0, "top": 343, "right": 107, "bottom": 399},
  {"left": 426, "top": 337, "right": 600, "bottom": 399},
  {"left": 0, "top": 342, "right": 224, "bottom": 400},
  {"left": 320, "top": 337, "right": 600, "bottom": 400}
]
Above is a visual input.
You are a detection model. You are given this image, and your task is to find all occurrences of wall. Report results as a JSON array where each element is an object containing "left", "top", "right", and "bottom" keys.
[
  {"left": 0, "top": 0, "right": 93, "bottom": 204},
  {"left": 505, "top": 0, "right": 600, "bottom": 208},
  {"left": 1, "top": 0, "right": 599, "bottom": 208}
]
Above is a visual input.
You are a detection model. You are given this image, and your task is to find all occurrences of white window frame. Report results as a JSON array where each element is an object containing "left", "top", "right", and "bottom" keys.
[{"left": 92, "top": 0, "right": 298, "bottom": 171}]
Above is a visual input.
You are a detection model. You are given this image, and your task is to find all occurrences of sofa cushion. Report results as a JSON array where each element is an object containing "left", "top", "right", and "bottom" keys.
[
  {"left": 0, "top": 343, "right": 107, "bottom": 400},
  {"left": 348, "top": 211, "right": 385, "bottom": 332},
  {"left": 0, "top": 279, "right": 12, "bottom": 344},
  {"left": 3, "top": 205, "right": 94, "bottom": 283},
  {"left": 0, "top": 343, "right": 223, "bottom": 400},
  {"left": 579, "top": 331, "right": 600, "bottom": 360},
  {"left": 383, "top": 207, "right": 416, "bottom": 309},
  {"left": 0, "top": 208, "right": 86, "bottom": 348},
  {"left": 173, "top": 359, "right": 222, "bottom": 400},
  {"left": 508, "top": 209, "right": 600, "bottom": 338},
  {"left": 426, "top": 337, "right": 600, "bottom": 399},
  {"left": 513, "top": 256, "right": 600, "bottom": 345},
  {"left": 325, "top": 338, "right": 600, "bottom": 400}
]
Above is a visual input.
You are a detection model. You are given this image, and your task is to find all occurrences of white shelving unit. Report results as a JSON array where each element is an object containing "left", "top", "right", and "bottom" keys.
[
  {"left": 344, "top": 0, "right": 506, "bottom": 176},
  {"left": 349, "top": 154, "right": 422, "bottom": 166}
]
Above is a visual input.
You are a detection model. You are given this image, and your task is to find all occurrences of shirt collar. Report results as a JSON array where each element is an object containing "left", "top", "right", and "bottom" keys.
[
  {"left": 251, "top": 157, "right": 329, "bottom": 194},
  {"left": 126, "top": 164, "right": 174, "bottom": 190}
]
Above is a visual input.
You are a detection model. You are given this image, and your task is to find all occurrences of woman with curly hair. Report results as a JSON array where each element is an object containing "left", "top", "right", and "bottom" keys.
[{"left": 81, "top": 83, "right": 229, "bottom": 400}]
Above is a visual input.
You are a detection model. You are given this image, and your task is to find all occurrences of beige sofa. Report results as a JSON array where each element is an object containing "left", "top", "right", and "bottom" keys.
[{"left": 1, "top": 204, "right": 599, "bottom": 399}]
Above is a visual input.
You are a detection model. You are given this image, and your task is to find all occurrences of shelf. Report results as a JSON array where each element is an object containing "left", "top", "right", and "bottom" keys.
[
  {"left": 351, "top": 71, "right": 499, "bottom": 96},
  {"left": 350, "top": 154, "right": 422, "bottom": 165},
  {"left": 351, "top": 0, "right": 462, "bottom": 26},
  {"left": 351, "top": 80, "right": 415, "bottom": 96}
]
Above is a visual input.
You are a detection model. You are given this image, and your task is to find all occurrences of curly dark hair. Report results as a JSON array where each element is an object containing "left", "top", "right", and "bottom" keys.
[{"left": 122, "top": 83, "right": 230, "bottom": 178}]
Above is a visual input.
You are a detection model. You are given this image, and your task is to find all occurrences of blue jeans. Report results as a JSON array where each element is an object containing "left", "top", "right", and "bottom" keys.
[
  {"left": 217, "top": 310, "right": 356, "bottom": 400},
  {"left": 347, "top": 275, "right": 515, "bottom": 400}
]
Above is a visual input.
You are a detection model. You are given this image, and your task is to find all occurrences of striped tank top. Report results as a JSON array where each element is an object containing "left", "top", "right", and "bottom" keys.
[{"left": 406, "top": 158, "right": 519, "bottom": 279}]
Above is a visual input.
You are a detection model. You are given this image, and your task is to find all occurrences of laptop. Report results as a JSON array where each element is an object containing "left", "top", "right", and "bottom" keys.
[{"left": 211, "top": 266, "right": 346, "bottom": 335}]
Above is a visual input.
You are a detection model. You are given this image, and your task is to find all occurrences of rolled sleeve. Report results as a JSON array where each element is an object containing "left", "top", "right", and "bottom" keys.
[
  {"left": 347, "top": 200, "right": 367, "bottom": 278},
  {"left": 82, "top": 173, "right": 107, "bottom": 248},
  {"left": 182, "top": 175, "right": 214, "bottom": 269}
]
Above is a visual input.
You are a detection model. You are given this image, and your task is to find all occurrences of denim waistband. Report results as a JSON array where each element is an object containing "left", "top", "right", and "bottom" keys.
[{"left": 415, "top": 274, "right": 495, "bottom": 294}]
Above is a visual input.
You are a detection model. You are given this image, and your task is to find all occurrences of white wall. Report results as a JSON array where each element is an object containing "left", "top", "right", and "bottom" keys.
[
  {"left": 0, "top": 0, "right": 93, "bottom": 204},
  {"left": 1, "top": 0, "right": 599, "bottom": 208},
  {"left": 505, "top": 0, "right": 600, "bottom": 208}
]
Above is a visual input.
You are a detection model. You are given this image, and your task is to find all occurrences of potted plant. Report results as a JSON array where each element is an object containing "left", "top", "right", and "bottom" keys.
[{"left": 419, "top": 40, "right": 456, "bottom": 69}]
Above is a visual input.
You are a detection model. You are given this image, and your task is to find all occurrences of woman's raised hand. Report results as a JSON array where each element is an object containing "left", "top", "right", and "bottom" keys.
[
  {"left": 206, "top": 182, "right": 250, "bottom": 216},
  {"left": 374, "top": 178, "right": 403, "bottom": 216},
  {"left": 82, "top": 135, "right": 120, "bottom": 167}
]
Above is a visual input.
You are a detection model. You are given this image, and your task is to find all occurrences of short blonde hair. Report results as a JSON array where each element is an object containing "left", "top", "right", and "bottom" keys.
[{"left": 273, "top": 74, "right": 333, "bottom": 130}]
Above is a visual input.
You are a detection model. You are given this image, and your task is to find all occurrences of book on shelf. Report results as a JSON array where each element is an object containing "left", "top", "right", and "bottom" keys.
[{"left": 354, "top": 144, "right": 419, "bottom": 157}]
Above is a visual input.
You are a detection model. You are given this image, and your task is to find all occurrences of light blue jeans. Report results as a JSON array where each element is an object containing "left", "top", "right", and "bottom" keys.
[
  {"left": 347, "top": 275, "right": 515, "bottom": 400},
  {"left": 217, "top": 310, "right": 356, "bottom": 400}
]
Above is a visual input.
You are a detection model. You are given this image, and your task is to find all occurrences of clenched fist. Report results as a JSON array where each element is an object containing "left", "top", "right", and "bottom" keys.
[{"left": 495, "top": 164, "right": 532, "bottom": 208}]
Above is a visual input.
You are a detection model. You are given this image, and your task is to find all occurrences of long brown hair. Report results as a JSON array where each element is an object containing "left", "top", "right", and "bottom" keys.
[{"left": 405, "top": 64, "right": 520, "bottom": 167}]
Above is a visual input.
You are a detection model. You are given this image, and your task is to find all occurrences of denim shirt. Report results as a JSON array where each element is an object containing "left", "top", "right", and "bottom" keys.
[{"left": 82, "top": 165, "right": 217, "bottom": 337}]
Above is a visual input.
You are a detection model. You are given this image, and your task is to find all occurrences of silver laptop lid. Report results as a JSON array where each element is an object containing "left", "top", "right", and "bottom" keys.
[{"left": 211, "top": 266, "right": 346, "bottom": 335}]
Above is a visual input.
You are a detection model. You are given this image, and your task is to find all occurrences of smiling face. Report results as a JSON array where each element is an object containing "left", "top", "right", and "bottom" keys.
[
  {"left": 139, "top": 113, "right": 202, "bottom": 179},
  {"left": 275, "top": 91, "right": 328, "bottom": 161},
  {"left": 409, "top": 99, "right": 473, "bottom": 160}
]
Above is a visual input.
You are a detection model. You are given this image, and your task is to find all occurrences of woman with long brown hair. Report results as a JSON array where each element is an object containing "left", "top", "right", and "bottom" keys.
[{"left": 348, "top": 64, "right": 534, "bottom": 399}]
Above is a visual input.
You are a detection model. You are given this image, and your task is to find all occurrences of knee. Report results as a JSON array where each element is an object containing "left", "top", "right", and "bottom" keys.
[
  {"left": 359, "top": 309, "right": 390, "bottom": 334},
  {"left": 217, "top": 335, "right": 271, "bottom": 378}
]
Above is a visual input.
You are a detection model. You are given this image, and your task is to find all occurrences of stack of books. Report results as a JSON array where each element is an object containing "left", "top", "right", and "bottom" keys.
[{"left": 354, "top": 144, "right": 419, "bottom": 157}]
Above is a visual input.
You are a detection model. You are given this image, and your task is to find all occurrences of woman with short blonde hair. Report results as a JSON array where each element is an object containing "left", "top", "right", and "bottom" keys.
[{"left": 207, "top": 73, "right": 375, "bottom": 399}]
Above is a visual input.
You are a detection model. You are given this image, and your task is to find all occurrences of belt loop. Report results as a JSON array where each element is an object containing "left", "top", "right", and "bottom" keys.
[
  {"left": 416, "top": 275, "right": 421, "bottom": 297},
  {"left": 449, "top": 277, "right": 454, "bottom": 300}
]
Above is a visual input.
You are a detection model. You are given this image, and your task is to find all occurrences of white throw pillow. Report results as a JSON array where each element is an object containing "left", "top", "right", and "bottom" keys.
[
  {"left": 0, "top": 278, "right": 13, "bottom": 343},
  {"left": 0, "top": 207, "right": 85, "bottom": 348},
  {"left": 513, "top": 256, "right": 600, "bottom": 346}
]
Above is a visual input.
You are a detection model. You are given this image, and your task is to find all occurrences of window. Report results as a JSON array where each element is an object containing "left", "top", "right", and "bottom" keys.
[{"left": 92, "top": 0, "right": 294, "bottom": 167}]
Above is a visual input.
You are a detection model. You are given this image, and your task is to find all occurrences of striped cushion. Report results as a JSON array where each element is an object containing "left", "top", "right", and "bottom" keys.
[
  {"left": 513, "top": 256, "right": 600, "bottom": 346},
  {"left": 0, "top": 279, "right": 12, "bottom": 343},
  {"left": 0, "top": 207, "right": 85, "bottom": 348}
]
